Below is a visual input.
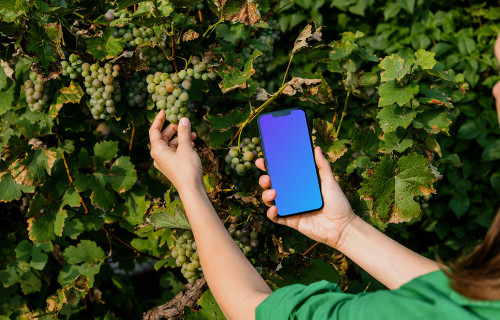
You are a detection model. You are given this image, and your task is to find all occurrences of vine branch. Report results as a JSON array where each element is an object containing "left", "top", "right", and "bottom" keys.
[
  {"left": 102, "top": 227, "right": 162, "bottom": 261},
  {"left": 230, "top": 83, "right": 288, "bottom": 148}
]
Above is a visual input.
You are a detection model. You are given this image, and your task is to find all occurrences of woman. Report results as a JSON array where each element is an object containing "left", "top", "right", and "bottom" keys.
[{"left": 148, "top": 47, "right": 500, "bottom": 320}]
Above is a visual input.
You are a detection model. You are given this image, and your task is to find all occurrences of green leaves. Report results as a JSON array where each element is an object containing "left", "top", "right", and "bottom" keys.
[
  {"left": 49, "top": 81, "right": 84, "bottom": 118},
  {"left": 149, "top": 192, "right": 191, "bottom": 230},
  {"left": 379, "top": 55, "right": 412, "bottom": 82},
  {"left": 15, "top": 240, "right": 53, "bottom": 271},
  {"left": 0, "top": 66, "right": 15, "bottom": 115},
  {"left": 74, "top": 142, "right": 137, "bottom": 210},
  {"left": 94, "top": 141, "right": 119, "bottom": 161},
  {"left": 360, "top": 154, "right": 436, "bottom": 223},
  {"left": 378, "top": 81, "right": 419, "bottom": 107},
  {"left": 216, "top": 50, "right": 262, "bottom": 93},
  {"left": 482, "top": 140, "right": 500, "bottom": 162},
  {"left": 58, "top": 240, "right": 105, "bottom": 287},
  {"left": 377, "top": 105, "right": 417, "bottom": 132},
  {"left": 86, "top": 28, "right": 127, "bottom": 61}
]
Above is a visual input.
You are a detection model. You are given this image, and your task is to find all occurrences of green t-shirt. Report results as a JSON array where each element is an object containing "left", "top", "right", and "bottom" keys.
[{"left": 256, "top": 270, "right": 500, "bottom": 319}]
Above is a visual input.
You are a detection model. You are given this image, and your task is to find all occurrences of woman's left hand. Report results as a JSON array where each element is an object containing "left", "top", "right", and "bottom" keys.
[{"left": 149, "top": 110, "right": 201, "bottom": 194}]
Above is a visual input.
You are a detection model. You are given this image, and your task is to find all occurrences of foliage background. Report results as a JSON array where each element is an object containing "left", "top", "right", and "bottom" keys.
[{"left": 1, "top": 0, "right": 500, "bottom": 318}]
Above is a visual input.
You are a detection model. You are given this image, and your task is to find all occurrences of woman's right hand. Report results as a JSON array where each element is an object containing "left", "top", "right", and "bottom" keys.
[{"left": 256, "top": 146, "right": 357, "bottom": 249}]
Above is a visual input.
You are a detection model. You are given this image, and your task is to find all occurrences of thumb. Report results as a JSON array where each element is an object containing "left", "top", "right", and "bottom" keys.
[
  {"left": 314, "top": 147, "right": 338, "bottom": 190},
  {"left": 178, "top": 117, "right": 193, "bottom": 149}
]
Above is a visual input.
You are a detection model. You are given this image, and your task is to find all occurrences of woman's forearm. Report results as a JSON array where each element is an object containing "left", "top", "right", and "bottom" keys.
[
  {"left": 179, "top": 185, "right": 271, "bottom": 320},
  {"left": 334, "top": 216, "right": 439, "bottom": 290}
]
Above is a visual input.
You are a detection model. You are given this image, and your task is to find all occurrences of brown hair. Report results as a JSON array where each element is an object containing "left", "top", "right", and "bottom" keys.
[{"left": 443, "top": 209, "right": 500, "bottom": 300}]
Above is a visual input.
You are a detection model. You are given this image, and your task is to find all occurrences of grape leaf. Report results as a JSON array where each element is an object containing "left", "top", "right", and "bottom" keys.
[
  {"left": 184, "top": 290, "right": 225, "bottom": 320},
  {"left": 59, "top": 240, "right": 105, "bottom": 287},
  {"left": 376, "top": 105, "right": 417, "bottom": 132},
  {"left": 149, "top": 194, "right": 191, "bottom": 230},
  {"left": 0, "top": 172, "right": 35, "bottom": 202},
  {"left": 418, "top": 89, "right": 454, "bottom": 109},
  {"left": 94, "top": 141, "right": 119, "bottom": 161},
  {"left": 379, "top": 132, "right": 413, "bottom": 153},
  {"left": 0, "top": 0, "right": 27, "bottom": 22},
  {"left": 26, "top": 23, "right": 59, "bottom": 73},
  {"left": 28, "top": 214, "right": 57, "bottom": 243},
  {"left": 49, "top": 81, "right": 84, "bottom": 118},
  {"left": 0, "top": 66, "right": 15, "bottom": 115},
  {"left": 20, "top": 269, "right": 42, "bottom": 294},
  {"left": 379, "top": 54, "right": 413, "bottom": 82},
  {"left": 54, "top": 209, "right": 68, "bottom": 237},
  {"left": 216, "top": 50, "right": 262, "bottom": 93},
  {"left": 414, "top": 49, "right": 436, "bottom": 69},
  {"left": 86, "top": 28, "right": 127, "bottom": 61},
  {"left": 329, "top": 31, "right": 364, "bottom": 60},
  {"left": 16, "top": 240, "right": 53, "bottom": 271},
  {"left": 378, "top": 80, "right": 419, "bottom": 107},
  {"left": 359, "top": 154, "right": 436, "bottom": 223},
  {"left": 97, "top": 156, "right": 137, "bottom": 193},
  {"left": 412, "top": 110, "right": 451, "bottom": 135}
]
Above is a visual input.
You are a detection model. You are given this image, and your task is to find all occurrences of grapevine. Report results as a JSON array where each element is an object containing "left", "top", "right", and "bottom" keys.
[{"left": 0, "top": 1, "right": 489, "bottom": 319}]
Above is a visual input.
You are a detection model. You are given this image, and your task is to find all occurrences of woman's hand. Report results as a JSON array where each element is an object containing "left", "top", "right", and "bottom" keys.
[
  {"left": 256, "top": 146, "right": 357, "bottom": 249},
  {"left": 149, "top": 110, "right": 201, "bottom": 194}
]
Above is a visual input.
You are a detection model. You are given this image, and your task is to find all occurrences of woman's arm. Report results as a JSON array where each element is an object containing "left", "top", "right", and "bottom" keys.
[
  {"left": 256, "top": 153, "right": 438, "bottom": 290},
  {"left": 149, "top": 111, "right": 271, "bottom": 320},
  {"left": 335, "top": 216, "right": 439, "bottom": 289}
]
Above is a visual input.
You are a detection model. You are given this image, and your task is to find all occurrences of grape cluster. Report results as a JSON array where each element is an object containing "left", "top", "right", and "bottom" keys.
[
  {"left": 112, "top": 23, "right": 158, "bottom": 50},
  {"left": 81, "top": 62, "right": 122, "bottom": 120},
  {"left": 123, "top": 72, "right": 148, "bottom": 108},
  {"left": 24, "top": 72, "right": 53, "bottom": 112},
  {"left": 241, "top": 19, "right": 280, "bottom": 79},
  {"left": 227, "top": 216, "right": 260, "bottom": 256},
  {"left": 145, "top": 55, "right": 216, "bottom": 124},
  {"left": 146, "top": 71, "right": 192, "bottom": 124},
  {"left": 225, "top": 137, "right": 262, "bottom": 175},
  {"left": 190, "top": 53, "right": 217, "bottom": 81},
  {"left": 171, "top": 230, "right": 202, "bottom": 283},
  {"left": 61, "top": 54, "right": 83, "bottom": 79},
  {"left": 141, "top": 46, "right": 173, "bottom": 74}
]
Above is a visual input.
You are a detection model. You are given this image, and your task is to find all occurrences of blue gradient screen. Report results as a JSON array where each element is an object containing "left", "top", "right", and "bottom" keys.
[{"left": 258, "top": 109, "right": 323, "bottom": 217}]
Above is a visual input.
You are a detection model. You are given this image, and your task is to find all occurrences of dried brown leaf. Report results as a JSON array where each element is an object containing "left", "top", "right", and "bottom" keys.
[
  {"left": 292, "top": 22, "right": 324, "bottom": 55},
  {"left": 182, "top": 30, "right": 199, "bottom": 42},
  {"left": 230, "top": 1, "right": 261, "bottom": 26},
  {"left": 283, "top": 77, "right": 322, "bottom": 96}
]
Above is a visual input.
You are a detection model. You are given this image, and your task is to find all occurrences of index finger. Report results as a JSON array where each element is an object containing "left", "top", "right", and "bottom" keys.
[
  {"left": 149, "top": 110, "right": 166, "bottom": 146},
  {"left": 255, "top": 158, "right": 266, "bottom": 172}
]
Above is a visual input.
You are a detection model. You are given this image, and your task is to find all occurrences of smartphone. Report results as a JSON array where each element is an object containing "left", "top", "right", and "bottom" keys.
[{"left": 257, "top": 108, "right": 323, "bottom": 217}]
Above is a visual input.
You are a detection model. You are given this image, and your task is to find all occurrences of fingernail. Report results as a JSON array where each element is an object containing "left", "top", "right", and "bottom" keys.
[{"left": 180, "top": 117, "right": 190, "bottom": 127}]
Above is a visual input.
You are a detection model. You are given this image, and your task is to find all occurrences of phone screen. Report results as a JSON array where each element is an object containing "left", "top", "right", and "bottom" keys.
[{"left": 258, "top": 108, "right": 323, "bottom": 217}]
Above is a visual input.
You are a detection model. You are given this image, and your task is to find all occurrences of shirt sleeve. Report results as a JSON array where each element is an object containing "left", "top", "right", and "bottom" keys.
[
  {"left": 255, "top": 273, "right": 480, "bottom": 320},
  {"left": 255, "top": 280, "right": 359, "bottom": 320}
]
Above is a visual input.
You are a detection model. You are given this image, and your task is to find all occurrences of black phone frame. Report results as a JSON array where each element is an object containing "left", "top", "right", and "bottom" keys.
[{"left": 257, "top": 107, "right": 324, "bottom": 218}]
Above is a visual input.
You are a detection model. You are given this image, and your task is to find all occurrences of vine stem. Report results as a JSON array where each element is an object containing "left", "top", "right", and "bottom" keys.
[
  {"left": 128, "top": 124, "right": 135, "bottom": 157},
  {"left": 102, "top": 226, "right": 162, "bottom": 261},
  {"left": 281, "top": 53, "right": 294, "bottom": 87},
  {"left": 202, "top": 17, "right": 224, "bottom": 38},
  {"left": 229, "top": 83, "right": 288, "bottom": 148},
  {"left": 302, "top": 241, "right": 319, "bottom": 256},
  {"left": 59, "top": 142, "right": 89, "bottom": 214},
  {"left": 335, "top": 90, "right": 350, "bottom": 138},
  {"left": 152, "top": 0, "right": 178, "bottom": 72}
]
